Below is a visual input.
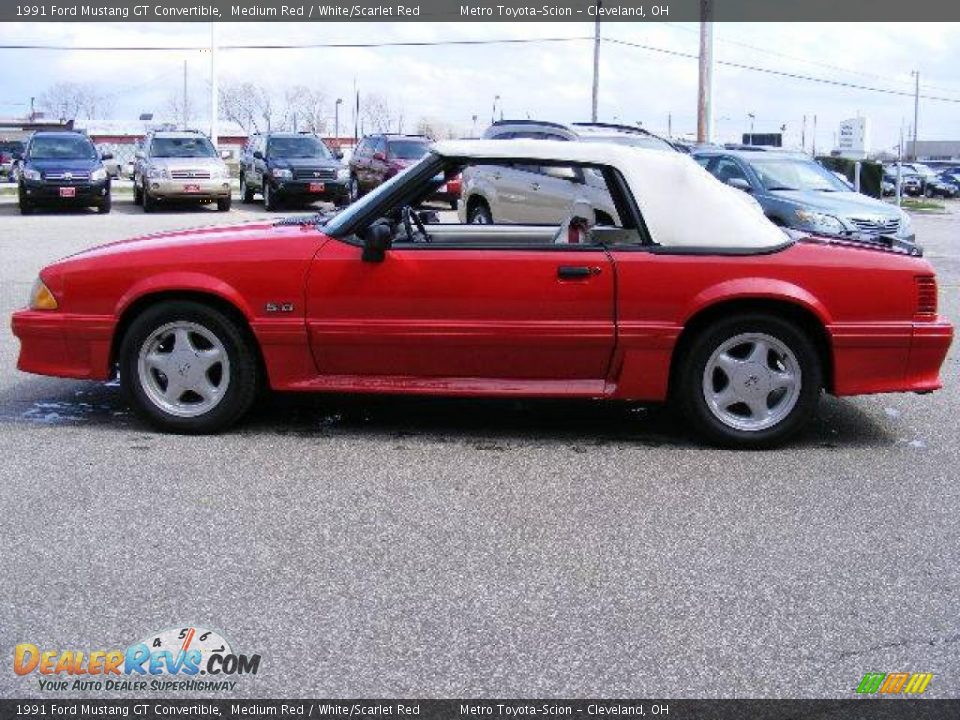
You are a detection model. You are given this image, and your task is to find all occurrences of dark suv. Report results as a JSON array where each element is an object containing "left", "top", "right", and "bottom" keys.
[
  {"left": 348, "top": 134, "right": 460, "bottom": 208},
  {"left": 240, "top": 132, "right": 348, "bottom": 211},
  {"left": 17, "top": 131, "right": 113, "bottom": 214}
]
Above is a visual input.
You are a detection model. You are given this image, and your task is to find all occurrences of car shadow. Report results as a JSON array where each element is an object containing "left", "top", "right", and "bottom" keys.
[{"left": 0, "top": 377, "right": 899, "bottom": 450}]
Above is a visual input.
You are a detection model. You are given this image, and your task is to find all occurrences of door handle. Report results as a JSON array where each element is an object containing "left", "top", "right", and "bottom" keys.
[
  {"left": 531, "top": 182, "right": 541, "bottom": 191},
  {"left": 557, "top": 265, "right": 601, "bottom": 279}
]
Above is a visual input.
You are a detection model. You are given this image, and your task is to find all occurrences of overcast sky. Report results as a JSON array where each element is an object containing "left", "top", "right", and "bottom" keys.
[{"left": 0, "top": 21, "right": 958, "bottom": 151}]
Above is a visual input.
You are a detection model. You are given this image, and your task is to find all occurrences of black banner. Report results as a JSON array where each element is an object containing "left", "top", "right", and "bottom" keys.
[
  {"left": 3, "top": 0, "right": 960, "bottom": 23},
  {"left": 2, "top": 700, "right": 960, "bottom": 720}
]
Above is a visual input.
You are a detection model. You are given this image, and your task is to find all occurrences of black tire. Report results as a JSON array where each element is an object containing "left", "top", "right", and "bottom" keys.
[
  {"left": 674, "top": 313, "right": 822, "bottom": 449},
  {"left": 217, "top": 196, "right": 232, "bottom": 212},
  {"left": 133, "top": 181, "right": 143, "bottom": 206},
  {"left": 119, "top": 301, "right": 259, "bottom": 434},
  {"left": 467, "top": 198, "right": 492, "bottom": 224},
  {"left": 348, "top": 176, "right": 360, "bottom": 203},
  {"left": 18, "top": 191, "right": 32, "bottom": 215},
  {"left": 263, "top": 178, "right": 280, "bottom": 211},
  {"left": 450, "top": 199, "right": 459, "bottom": 211},
  {"left": 240, "top": 174, "right": 254, "bottom": 203},
  {"left": 143, "top": 185, "right": 156, "bottom": 213},
  {"left": 98, "top": 194, "right": 112, "bottom": 214}
]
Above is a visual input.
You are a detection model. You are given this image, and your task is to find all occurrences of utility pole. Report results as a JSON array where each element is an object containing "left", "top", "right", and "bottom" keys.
[
  {"left": 29, "top": 96, "right": 35, "bottom": 122},
  {"left": 667, "top": 112, "right": 672, "bottom": 139},
  {"left": 696, "top": 0, "right": 714, "bottom": 143},
  {"left": 812, "top": 114, "right": 817, "bottom": 156},
  {"left": 911, "top": 70, "right": 920, "bottom": 161},
  {"left": 801, "top": 115, "right": 807, "bottom": 153},
  {"left": 209, "top": 22, "right": 218, "bottom": 148},
  {"left": 591, "top": 0, "right": 601, "bottom": 122},
  {"left": 182, "top": 60, "right": 188, "bottom": 130},
  {"left": 334, "top": 98, "right": 342, "bottom": 147}
]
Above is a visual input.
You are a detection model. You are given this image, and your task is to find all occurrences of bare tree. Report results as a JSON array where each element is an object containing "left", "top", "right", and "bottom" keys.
[
  {"left": 37, "top": 82, "right": 111, "bottom": 122},
  {"left": 284, "top": 85, "right": 329, "bottom": 134},
  {"left": 164, "top": 90, "right": 200, "bottom": 129},
  {"left": 415, "top": 117, "right": 458, "bottom": 141},
  {"left": 218, "top": 80, "right": 277, "bottom": 135},
  {"left": 360, "top": 93, "right": 397, "bottom": 135}
]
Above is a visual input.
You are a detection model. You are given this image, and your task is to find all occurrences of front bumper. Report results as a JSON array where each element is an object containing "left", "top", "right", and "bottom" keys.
[
  {"left": 272, "top": 178, "right": 349, "bottom": 202},
  {"left": 21, "top": 180, "right": 109, "bottom": 204},
  {"left": 12, "top": 309, "right": 115, "bottom": 380},
  {"left": 146, "top": 178, "right": 231, "bottom": 201}
]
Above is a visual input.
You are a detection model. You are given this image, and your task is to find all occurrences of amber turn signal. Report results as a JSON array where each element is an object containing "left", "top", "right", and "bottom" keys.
[{"left": 29, "top": 278, "right": 58, "bottom": 311}]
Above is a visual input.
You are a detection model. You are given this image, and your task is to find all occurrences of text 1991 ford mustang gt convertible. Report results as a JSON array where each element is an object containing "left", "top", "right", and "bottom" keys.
[{"left": 11, "top": 140, "right": 953, "bottom": 447}]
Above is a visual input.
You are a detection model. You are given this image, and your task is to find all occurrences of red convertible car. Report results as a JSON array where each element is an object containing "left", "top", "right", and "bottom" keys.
[{"left": 11, "top": 141, "right": 953, "bottom": 447}]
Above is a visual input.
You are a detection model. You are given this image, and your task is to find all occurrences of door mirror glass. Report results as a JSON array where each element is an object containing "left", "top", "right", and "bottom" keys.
[
  {"left": 726, "top": 177, "right": 752, "bottom": 192},
  {"left": 253, "top": 150, "right": 264, "bottom": 160},
  {"left": 361, "top": 222, "right": 393, "bottom": 262},
  {"left": 334, "top": 149, "right": 344, "bottom": 160},
  {"left": 100, "top": 152, "right": 114, "bottom": 161}
]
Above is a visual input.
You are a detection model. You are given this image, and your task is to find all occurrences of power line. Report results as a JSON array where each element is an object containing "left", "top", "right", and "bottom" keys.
[
  {"left": 0, "top": 36, "right": 593, "bottom": 51},
  {"left": 604, "top": 37, "right": 960, "bottom": 105}
]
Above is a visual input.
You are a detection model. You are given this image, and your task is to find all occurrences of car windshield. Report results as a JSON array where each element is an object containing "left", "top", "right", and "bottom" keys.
[
  {"left": 150, "top": 137, "right": 217, "bottom": 158},
  {"left": 29, "top": 135, "right": 96, "bottom": 160},
  {"left": 750, "top": 157, "right": 850, "bottom": 192},
  {"left": 325, "top": 154, "right": 439, "bottom": 235},
  {"left": 387, "top": 140, "right": 429, "bottom": 160},
  {"left": 267, "top": 136, "right": 332, "bottom": 159},
  {"left": 583, "top": 134, "right": 676, "bottom": 152}
]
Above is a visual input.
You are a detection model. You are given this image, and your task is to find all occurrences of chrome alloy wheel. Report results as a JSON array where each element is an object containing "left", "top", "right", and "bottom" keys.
[
  {"left": 702, "top": 332, "right": 801, "bottom": 432},
  {"left": 137, "top": 321, "right": 231, "bottom": 418}
]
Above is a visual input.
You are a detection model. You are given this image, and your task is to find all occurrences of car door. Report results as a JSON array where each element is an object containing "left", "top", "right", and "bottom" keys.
[{"left": 304, "top": 236, "right": 616, "bottom": 388}]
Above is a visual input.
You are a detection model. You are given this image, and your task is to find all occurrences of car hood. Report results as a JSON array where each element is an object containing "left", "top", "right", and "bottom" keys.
[
  {"left": 59, "top": 221, "right": 319, "bottom": 264},
  {"left": 768, "top": 189, "right": 902, "bottom": 218},
  {"left": 28, "top": 158, "right": 99, "bottom": 172}
]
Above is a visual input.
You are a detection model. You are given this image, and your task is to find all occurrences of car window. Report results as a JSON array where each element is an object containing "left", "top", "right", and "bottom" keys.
[
  {"left": 583, "top": 134, "right": 676, "bottom": 152},
  {"left": 28, "top": 135, "right": 97, "bottom": 160},
  {"left": 693, "top": 155, "right": 712, "bottom": 169},
  {"left": 150, "top": 137, "right": 217, "bottom": 158},
  {"left": 387, "top": 140, "right": 429, "bottom": 160},
  {"left": 708, "top": 157, "right": 749, "bottom": 185},
  {"left": 266, "top": 136, "right": 332, "bottom": 159},
  {"left": 374, "top": 138, "right": 387, "bottom": 155}
]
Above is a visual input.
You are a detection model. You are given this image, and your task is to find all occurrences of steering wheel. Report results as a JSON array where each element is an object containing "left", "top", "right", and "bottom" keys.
[{"left": 402, "top": 206, "right": 431, "bottom": 243}]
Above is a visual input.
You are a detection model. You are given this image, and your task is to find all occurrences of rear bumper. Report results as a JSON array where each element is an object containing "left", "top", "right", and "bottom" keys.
[
  {"left": 11, "top": 310, "right": 115, "bottom": 380},
  {"left": 831, "top": 319, "right": 953, "bottom": 396}
]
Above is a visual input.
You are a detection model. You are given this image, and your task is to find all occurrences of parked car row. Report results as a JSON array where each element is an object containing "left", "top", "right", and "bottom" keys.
[
  {"left": 15, "top": 131, "right": 114, "bottom": 214},
  {"left": 883, "top": 162, "right": 960, "bottom": 198}
]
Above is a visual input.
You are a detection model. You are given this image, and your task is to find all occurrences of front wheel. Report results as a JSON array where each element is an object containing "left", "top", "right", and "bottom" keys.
[
  {"left": 348, "top": 176, "right": 360, "bottom": 203},
  {"left": 675, "top": 314, "right": 821, "bottom": 448},
  {"left": 240, "top": 174, "right": 254, "bottom": 203},
  {"left": 98, "top": 195, "right": 112, "bottom": 214},
  {"left": 468, "top": 199, "right": 492, "bottom": 224},
  {"left": 119, "top": 301, "right": 259, "bottom": 433},
  {"left": 263, "top": 179, "right": 279, "bottom": 211},
  {"left": 217, "top": 196, "right": 232, "bottom": 212}
]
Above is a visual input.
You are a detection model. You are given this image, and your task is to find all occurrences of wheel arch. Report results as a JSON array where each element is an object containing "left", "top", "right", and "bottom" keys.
[
  {"left": 110, "top": 286, "right": 266, "bottom": 383},
  {"left": 670, "top": 295, "right": 835, "bottom": 395}
]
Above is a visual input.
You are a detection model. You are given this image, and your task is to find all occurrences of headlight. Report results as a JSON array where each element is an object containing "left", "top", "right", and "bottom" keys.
[
  {"left": 272, "top": 168, "right": 292, "bottom": 179},
  {"left": 794, "top": 209, "right": 845, "bottom": 233},
  {"left": 336, "top": 167, "right": 350, "bottom": 181},
  {"left": 29, "top": 277, "right": 58, "bottom": 311},
  {"left": 147, "top": 166, "right": 167, "bottom": 179},
  {"left": 90, "top": 167, "right": 107, "bottom": 182},
  {"left": 23, "top": 168, "right": 42, "bottom": 182}
]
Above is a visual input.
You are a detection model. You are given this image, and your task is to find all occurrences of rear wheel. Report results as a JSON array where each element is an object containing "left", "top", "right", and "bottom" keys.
[
  {"left": 348, "top": 176, "right": 360, "bottom": 203},
  {"left": 119, "top": 301, "right": 259, "bottom": 433},
  {"left": 468, "top": 199, "right": 492, "bottom": 224},
  {"left": 217, "top": 196, "right": 232, "bottom": 212},
  {"left": 675, "top": 314, "right": 821, "bottom": 448}
]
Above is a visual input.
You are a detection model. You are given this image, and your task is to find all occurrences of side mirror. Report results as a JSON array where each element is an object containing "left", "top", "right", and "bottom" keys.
[
  {"left": 726, "top": 177, "right": 752, "bottom": 192},
  {"left": 220, "top": 150, "right": 231, "bottom": 160},
  {"left": 542, "top": 165, "right": 580, "bottom": 182},
  {"left": 372, "top": 151, "right": 386, "bottom": 162},
  {"left": 334, "top": 150, "right": 344, "bottom": 160},
  {"left": 361, "top": 223, "right": 393, "bottom": 263},
  {"left": 100, "top": 152, "right": 114, "bottom": 161},
  {"left": 253, "top": 150, "right": 264, "bottom": 160}
]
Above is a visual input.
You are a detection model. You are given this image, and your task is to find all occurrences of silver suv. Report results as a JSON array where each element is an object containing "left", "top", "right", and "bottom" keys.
[
  {"left": 134, "top": 130, "right": 231, "bottom": 212},
  {"left": 458, "top": 120, "right": 677, "bottom": 225}
]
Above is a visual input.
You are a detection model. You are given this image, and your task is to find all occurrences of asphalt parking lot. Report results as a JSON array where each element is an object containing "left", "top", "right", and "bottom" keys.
[{"left": 0, "top": 196, "right": 958, "bottom": 699}]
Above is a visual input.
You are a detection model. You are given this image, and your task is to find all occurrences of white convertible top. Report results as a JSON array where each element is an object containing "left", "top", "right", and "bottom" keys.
[{"left": 433, "top": 139, "right": 787, "bottom": 249}]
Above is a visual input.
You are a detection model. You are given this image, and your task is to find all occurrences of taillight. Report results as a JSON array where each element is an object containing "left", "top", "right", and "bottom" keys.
[{"left": 915, "top": 275, "right": 938, "bottom": 319}]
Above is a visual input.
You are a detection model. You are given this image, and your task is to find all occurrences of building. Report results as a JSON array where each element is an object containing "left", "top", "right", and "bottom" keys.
[{"left": 906, "top": 140, "right": 960, "bottom": 162}]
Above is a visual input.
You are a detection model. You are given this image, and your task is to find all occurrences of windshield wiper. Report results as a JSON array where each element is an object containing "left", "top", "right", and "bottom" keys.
[{"left": 766, "top": 186, "right": 799, "bottom": 192}]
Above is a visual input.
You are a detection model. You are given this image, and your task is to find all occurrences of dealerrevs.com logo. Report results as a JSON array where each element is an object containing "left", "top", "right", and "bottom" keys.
[{"left": 13, "top": 626, "right": 261, "bottom": 692}]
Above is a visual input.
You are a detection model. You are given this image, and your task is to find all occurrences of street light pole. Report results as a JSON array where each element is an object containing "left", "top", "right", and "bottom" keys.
[
  {"left": 591, "top": 0, "right": 601, "bottom": 122},
  {"left": 911, "top": 70, "right": 920, "bottom": 161},
  {"left": 334, "top": 98, "right": 342, "bottom": 147},
  {"left": 209, "top": 22, "right": 218, "bottom": 148},
  {"left": 491, "top": 95, "right": 500, "bottom": 125}
]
